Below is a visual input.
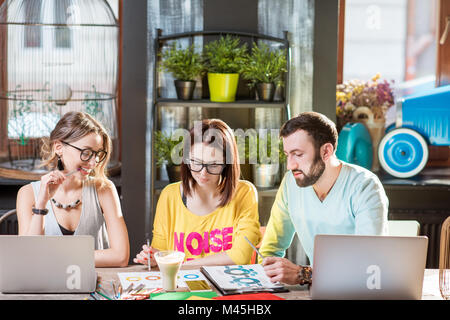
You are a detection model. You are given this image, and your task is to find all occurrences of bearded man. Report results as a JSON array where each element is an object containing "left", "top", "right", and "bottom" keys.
[{"left": 259, "top": 112, "right": 389, "bottom": 286}]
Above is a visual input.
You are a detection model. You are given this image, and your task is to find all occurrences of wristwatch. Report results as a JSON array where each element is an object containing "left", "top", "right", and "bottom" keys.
[
  {"left": 297, "top": 265, "right": 313, "bottom": 286},
  {"left": 32, "top": 207, "right": 49, "bottom": 215}
]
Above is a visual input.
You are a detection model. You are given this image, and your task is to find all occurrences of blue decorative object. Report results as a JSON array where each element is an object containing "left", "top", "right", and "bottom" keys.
[
  {"left": 336, "top": 123, "right": 373, "bottom": 170},
  {"left": 378, "top": 84, "right": 450, "bottom": 178}
]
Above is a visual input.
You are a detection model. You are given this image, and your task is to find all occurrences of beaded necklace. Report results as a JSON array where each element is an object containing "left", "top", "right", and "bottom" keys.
[{"left": 51, "top": 198, "right": 81, "bottom": 209}]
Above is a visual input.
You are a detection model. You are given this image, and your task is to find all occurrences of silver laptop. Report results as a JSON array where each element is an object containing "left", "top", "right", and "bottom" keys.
[
  {"left": 310, "top": 234, "right": 428, "bottom": 300},
  {"left": 0, "top": 235, "right": 96, "bottom": 293}
]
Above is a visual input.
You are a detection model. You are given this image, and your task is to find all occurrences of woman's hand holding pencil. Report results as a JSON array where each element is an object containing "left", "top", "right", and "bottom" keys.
[{"left": 133, "top": 243, "right": 158, "bottom": 267}]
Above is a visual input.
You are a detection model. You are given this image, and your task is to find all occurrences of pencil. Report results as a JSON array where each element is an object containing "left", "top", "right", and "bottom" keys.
[
  {"left": 244, "top": 236, "right": 265, "bottom": 261},
  {"left": 146, "top": 238, "right": 151, "bottom": 271},
  {"left": 111, "top": 280, "right": 117, "bottom": 299},
  {"left": 118, "top": 284, "right": 122, "bottom": 299},
  {"left": 124, "top": 283, "right": 134, "bottom": 294},
  {"left": 96, "top": 290, "right": 113, "bottom": 300},
  {"left": 133, "top": 283, "right": 145, "bottom": 294}
]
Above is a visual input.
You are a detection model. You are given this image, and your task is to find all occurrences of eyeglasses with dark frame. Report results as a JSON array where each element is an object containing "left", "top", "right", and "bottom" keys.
[
  {"left": 62, "top": 141, "right": 108, "bottom": 163},
  {"left": 187, "top": 159, "right": 225, "bottom": 175}
]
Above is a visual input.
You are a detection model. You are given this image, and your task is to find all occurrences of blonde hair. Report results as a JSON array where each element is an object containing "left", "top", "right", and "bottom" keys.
[{"left": 40, "top": 111, "right": 112, "bottom": 189}]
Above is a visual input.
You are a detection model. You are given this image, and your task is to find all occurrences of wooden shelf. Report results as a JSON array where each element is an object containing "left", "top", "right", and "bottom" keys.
[{"left": 156, "top": 98, "right": 286, "bottom": 109}]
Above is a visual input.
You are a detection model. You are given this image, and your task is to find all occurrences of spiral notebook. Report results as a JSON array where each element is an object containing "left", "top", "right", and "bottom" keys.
[{"left": 200, "top": 264, "right": 288, "bottom": 295}]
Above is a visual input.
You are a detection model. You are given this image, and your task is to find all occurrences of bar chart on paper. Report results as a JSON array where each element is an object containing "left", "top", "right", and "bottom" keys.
[{"left": 117, "top": 270, "right": 208, "bottom": 290}]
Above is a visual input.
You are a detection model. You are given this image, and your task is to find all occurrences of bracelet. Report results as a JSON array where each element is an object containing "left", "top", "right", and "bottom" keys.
[
  {"left": 297, "top": 265, "right": 313, "bottom": 286},
  {"left": 32, "top": 207, "right": 49, "bottom": 215}
]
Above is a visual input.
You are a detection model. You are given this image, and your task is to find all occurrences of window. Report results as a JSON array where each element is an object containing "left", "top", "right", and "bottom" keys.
[
  {"left": 342, "top": 0, "right": 437, "bottom": 85},
  {"left": 24, "top": 0, "right": 42, "bottom": 48},
  {"left": 54, "top": 0, "right": 72, "bottom": 49}
]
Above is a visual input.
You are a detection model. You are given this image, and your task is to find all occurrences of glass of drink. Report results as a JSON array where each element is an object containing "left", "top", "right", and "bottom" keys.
[
  {"left": 439, "top": 269, "right": 450, "bottom": 300},
  {"left": 154, "top": 250, "right": 185, "bottom": 291}
]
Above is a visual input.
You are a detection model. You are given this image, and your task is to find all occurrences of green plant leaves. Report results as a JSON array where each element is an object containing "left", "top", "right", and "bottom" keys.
[
  {"left": 241, "top": 43, "right": 287, "bottom": 88},
  {"left": 159, "top": 43, "right": 205, "bottom": 81},
  {"left": 154, "top": 131, "right": 185, "bottom": 167},
  {"left": 203, "top": 35, "right": 248, "bottom": 74}
]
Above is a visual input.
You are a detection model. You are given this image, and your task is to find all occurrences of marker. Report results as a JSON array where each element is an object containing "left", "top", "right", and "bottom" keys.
[{"left": 244, "top": 236, "right": 265, "bottom": 262}]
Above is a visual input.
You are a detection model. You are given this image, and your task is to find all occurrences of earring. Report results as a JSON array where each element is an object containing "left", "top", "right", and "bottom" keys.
[{"left": 57, "top": 155, "right": 64, "bottom": 171}]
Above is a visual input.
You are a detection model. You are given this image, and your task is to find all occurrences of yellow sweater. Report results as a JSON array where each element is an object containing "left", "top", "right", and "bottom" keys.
[{"left": 151, "top": 180, "right": 261, "bottom": 265}]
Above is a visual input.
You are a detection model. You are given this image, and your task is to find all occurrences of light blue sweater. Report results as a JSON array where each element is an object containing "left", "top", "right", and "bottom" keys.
[{"left": 259, "top": 161, "right": 389, "bottom": 265}]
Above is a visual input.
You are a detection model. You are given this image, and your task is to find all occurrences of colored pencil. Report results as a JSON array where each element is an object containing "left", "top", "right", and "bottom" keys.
[
  {"left": 244, "top": 236, "right": 265, "bottom": 261},
  {"left": 96, "top": 290, "right": 113, "bottom": 300}
]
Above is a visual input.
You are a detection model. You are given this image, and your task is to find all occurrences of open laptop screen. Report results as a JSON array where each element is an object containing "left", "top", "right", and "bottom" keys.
[
  {"left": 310, "top": 234, "right": 428, "bottom": 300},
  {"left": 0, "top": 235, "right": 96, "bottom": 293}
]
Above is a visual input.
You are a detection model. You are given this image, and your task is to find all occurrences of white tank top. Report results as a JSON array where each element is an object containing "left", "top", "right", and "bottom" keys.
[{"left": 30, "top": 178, "right": 110, "bottom": 250}]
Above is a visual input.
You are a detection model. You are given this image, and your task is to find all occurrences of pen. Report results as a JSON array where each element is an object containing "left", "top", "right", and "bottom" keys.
[
  {"left": 244, "top": 236, "right": 265, "bottom": 261},
  {"left": 65, "top": 167, "right": 80, "bottom": 177},
  {"left": 146, "top": 238, "right": 151, "bottom": 271}
]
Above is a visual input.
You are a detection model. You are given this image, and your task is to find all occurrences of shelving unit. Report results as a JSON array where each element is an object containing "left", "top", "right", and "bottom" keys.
[{"left": 150, "top": 29, "right": 290, "bottom": 218}]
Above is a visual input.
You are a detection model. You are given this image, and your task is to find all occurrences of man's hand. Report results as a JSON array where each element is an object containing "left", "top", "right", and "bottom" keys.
[{"left": 261, "top": 256, "right": 301, "bottom": 285}]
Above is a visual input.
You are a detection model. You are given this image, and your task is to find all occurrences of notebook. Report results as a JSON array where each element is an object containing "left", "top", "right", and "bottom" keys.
[
  {"left": 0, "top": 235, "right": 97, "bottom": 293},
  {"left": 200, "top": 264, "right": 288, "bottom": 295}
]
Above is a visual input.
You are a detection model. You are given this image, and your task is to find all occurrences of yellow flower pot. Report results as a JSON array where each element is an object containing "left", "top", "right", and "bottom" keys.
[{"left": 207, "top": 73, "right": 239, "bottom": 102}]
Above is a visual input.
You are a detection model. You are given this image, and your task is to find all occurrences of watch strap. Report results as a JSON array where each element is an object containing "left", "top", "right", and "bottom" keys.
[
  {"left": 32, "top": 207, "right": 49, "bottom": 215},
  {"left": 297, "top": 265, "right": 313, "bottom": 286}
]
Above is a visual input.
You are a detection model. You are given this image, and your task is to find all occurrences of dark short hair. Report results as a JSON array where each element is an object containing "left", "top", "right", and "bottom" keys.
[
  {"left": 181, "top": 119, "right": 240, "bottom": 207},
  {"left": 280, "top": 112, "right": 338, "bottom": 152}
]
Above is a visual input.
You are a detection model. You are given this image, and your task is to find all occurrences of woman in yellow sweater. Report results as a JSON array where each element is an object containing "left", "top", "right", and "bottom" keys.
[{"left": 134, "top": 119, "right": 261, "bottom": 266}]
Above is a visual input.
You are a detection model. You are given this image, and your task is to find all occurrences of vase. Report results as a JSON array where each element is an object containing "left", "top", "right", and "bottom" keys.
[
  {"left": 256, "top": 82, "right": 275, "bottom": 102},
  {"left": 174, "top": 80, "right": 196, "bottom": 100},
  {"left": 166, "top": 164, "right": 181, "bottom": 183},
  {"left": 207, "top": 73, "right": 239, "bottom": 102},
  {"left": 252, "top": 163, "right": 279, "bottom": 188},
  {"left": 352, "top": 107, "right": 385, "bottom": 172}
]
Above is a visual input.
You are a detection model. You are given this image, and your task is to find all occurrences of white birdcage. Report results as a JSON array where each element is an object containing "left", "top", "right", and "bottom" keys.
[{"left": 0, "top": 0, "right": 119, "bottom": 178}]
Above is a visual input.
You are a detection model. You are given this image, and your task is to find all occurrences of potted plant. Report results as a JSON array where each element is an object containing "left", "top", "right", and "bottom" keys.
[
  {"left": 154, "top": 130, "right": 185, "bottom": 182},
  {"left": 241, "top": 43, "right": 287, "bottom": 102},
  {"left": 159, "top": 43, "right": 205, "bottom": 100},
  {"left": 203, "top": 35, "right": 248, "bottom": 102},
  {"left": 238, "top": 131, "right": 286, "bottom": 188}
]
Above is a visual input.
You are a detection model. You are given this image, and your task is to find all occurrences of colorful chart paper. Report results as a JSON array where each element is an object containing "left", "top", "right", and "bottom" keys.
[
  {"left": 117, "top": 270, "right": 207, "bottom": 290},
  {"left": 201, "top": 264, "right": 285, "bottom": 290}
]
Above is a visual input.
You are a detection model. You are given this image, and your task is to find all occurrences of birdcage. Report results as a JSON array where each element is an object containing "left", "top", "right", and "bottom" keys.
[{"left": 0, "top": 0, "right": 120, "bottom": 179}]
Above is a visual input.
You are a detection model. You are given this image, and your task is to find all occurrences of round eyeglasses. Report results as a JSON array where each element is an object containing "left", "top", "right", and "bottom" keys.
[
  {"left": 62, "top": 141, "right": 107, "bottom": 163},
  {"left": 187, "top": 159, "right": 225, "bottom": 175}
]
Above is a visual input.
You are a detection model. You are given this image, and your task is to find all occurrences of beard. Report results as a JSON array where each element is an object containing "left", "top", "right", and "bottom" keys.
[{"left": 292, "top": 153, "right": 326, "bottom": 187}]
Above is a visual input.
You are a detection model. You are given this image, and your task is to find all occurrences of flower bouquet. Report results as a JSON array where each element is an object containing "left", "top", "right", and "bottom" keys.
[
  {"left": 336, "top": 74, "right": 395, "bottom": 171},
  {"left": 336, "top": 73, "right": 395, "bottom": 129}
]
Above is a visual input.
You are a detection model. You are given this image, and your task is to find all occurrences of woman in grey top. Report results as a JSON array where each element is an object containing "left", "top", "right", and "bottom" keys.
[{"left": 16, "top": 111, "right": 130, "bottom": 267}]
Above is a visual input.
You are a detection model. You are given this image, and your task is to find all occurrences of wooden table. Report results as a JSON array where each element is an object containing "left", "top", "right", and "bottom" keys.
[{"left": 0, "top": 266, "right": 443, "bottom": 300}]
